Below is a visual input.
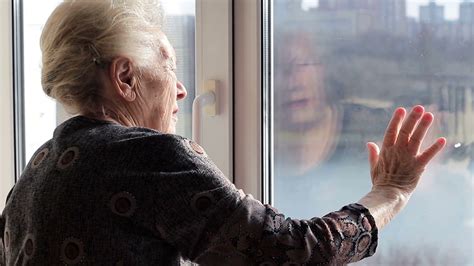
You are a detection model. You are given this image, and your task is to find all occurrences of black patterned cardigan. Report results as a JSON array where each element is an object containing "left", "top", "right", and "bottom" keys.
[{"left": 0, "top": 116, "right": 377, "bottom": 265}]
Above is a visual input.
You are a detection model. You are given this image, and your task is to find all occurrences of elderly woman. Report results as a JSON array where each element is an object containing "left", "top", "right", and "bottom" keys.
[{"left": 0, "top": 0, "right": 445, "bottom": 265}]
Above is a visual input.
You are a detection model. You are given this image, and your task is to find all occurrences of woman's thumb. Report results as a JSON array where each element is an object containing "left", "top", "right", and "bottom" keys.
[{"left": 366, "top": 142, "right": 380, "bottom": 169}]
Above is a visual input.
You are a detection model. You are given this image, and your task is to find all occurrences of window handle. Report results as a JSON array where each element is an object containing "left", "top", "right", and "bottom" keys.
[{"left": 192, "top": 80, "right": 217, "bottom": 145}]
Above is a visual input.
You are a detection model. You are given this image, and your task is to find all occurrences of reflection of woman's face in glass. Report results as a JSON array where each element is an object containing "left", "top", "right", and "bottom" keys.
[
  {"left": 274, "top": 34, "right": 340, "bottom": 176},
  {"left": 275, "top": 36, "right": 329, "bottom": 131}
]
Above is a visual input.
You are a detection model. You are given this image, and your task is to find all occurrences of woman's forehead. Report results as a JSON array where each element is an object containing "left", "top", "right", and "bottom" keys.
[{"left": 159, "top": 34, "right": 177, "bottom": 63}]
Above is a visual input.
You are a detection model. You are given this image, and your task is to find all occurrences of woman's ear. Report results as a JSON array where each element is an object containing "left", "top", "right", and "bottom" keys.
[{"left": 109, "top": 57, "right": 137, "bottom": 102}]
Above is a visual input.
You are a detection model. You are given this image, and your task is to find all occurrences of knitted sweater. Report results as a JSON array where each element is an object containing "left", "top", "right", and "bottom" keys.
[{"left": 0, "top": 116, "right": 377, "bottom": 265}]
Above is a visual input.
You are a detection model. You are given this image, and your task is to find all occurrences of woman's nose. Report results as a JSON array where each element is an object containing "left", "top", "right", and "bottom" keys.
[{"left": 176, "top": 81, "right": 187, "bottom": 100}]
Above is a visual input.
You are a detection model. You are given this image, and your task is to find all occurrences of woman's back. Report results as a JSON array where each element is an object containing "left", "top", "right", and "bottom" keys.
[{"left": 3, "top": 116, "right": 189, "bottom": 264}]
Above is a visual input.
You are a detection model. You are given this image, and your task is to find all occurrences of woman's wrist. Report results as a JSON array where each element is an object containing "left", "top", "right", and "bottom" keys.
[
  {"left": 371, "top": 185, "right": 412, "bottom": 202},
  {"left": 357, "top": 187, "right": 410, "bottom": 230}
]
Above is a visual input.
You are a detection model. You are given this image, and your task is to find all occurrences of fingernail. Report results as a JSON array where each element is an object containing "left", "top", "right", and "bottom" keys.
[
  {"left": 413, "top": 105, "right": 424, "bottom": 113},
  {"left": 423, "top": 112, "right": 434, "bottom": 121},
  {"left": 396, "top": 107, "right": 405, "bottom": 115},
  {"left": 438, "top": 137, "right": 446, "bottom": 145}
]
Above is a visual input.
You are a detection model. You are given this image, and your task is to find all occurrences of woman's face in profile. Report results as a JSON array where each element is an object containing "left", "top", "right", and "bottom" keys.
[
  {"left": 139, "top": 33, "right": 187, "bottom": 134},
  {"left": 275, "top": 36, "right": 328, "bottom": 131}
]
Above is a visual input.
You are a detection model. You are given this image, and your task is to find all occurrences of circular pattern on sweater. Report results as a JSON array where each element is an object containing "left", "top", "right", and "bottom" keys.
[
  {"left": 60, "top": 237, "right": 84, "bottom": 264},
  {"left": 342, "top": 221, "right": 359, "bottom": 238},
  {"left": 187, "top": 140, "right": 206, "bottom": 155},
  {"left": 24, "top": 236, "right": 35, "bottom": 257},
  {"left": 355, "top": 233, "right": 371, "bottom": 253},
  {"left": 195, "top": 196, "right": 212, "bottom": 212},
  {"left": 110, "top": 192, "right": 137, "bottom": 217},
  {"left": 361, "top": 216, "right": 372, "bottom": 231},
  {"left": 339, "top": 239, "right": 353, "bottom": 257},
  {"left": 191, "top": 193, "right": 215, "bottom": 213},
  {"left": 32, "top": 148, "right": 49, "bottom": 168},
  {"left": 57, "top": 147, "right": 79, "bottom": 169}
]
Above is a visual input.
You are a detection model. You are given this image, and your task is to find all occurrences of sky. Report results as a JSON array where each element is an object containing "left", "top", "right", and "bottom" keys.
[{"left": 161, "top": 0, "right": 195, "bottom": 15}]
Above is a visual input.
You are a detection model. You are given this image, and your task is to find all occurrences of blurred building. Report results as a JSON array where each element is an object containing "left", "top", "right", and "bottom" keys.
[
  {"left": 316, "top": 0, "right": 408, "bottom": 35},
  {"left": 274, "top": 0, "right": 371, "bottom": 44},
  {"left": 439, "top": 84, "right": 474, "bottom": 145},
  {"left": 415, "top": 0, "right": 473, "bottom": 42},
  {"left": 460, "top": 1, "right": 474, "bottom": 23},
  {"left": 420, "top": 1, "right": 445, "bottom": 24},
  {"left": 376, "top": 0, "right": 407, "bottom": 35},
  {"left": 318, "top": 0, "right": 378, "bottom": 10},
  {"left": 459, "top": 1, "right": 474, "bottom": 41}
]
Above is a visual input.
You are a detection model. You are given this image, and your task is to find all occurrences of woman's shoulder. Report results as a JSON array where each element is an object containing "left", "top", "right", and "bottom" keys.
[
  {"left": 52, "top": 116, "right": 207, "bottom": 170},
  {"left": 54, "top": 115, "right": 187, "bottom": 145}
]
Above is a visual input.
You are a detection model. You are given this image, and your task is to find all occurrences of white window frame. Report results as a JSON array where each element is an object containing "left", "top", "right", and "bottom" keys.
[
  {"left": 196, "top": 0, "right": 234, "bottom": 180},
  {"left": 0, "top": 0, "right": 15, "bottom": 211},
  {"left": 233, "top": 0, "right": 268, "bottom": 202}
]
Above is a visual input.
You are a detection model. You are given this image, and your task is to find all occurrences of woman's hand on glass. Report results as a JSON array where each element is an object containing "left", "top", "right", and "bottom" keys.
[{"left": 366, "top": 105, "right": 446, "bottom": 198}]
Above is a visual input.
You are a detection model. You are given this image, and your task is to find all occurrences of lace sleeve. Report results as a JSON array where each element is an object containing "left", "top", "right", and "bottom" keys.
[{"left": 195, "top": 197, "right": 378, "bottom": 265}]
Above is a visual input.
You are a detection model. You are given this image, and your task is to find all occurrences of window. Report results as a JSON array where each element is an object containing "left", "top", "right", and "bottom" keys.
[
  {"left": 162, "top": 0, "right": 196, "bottom": 139},
  {"left": 22, "top": 0, "right": 63, "bottom": 171},
  {"left": 14, "top": 0, "right": 234, "bottom": 181},
  {"left": 20, "top": 0, "right": 196, "bottom": 169},
  {"left": 272, "top": 0, "right": 473, "bottom": 265}
]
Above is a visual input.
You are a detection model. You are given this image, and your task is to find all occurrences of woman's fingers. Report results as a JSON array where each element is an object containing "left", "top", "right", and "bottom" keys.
[
  {"left": 383, "top": 107, "right": 406, "bottom": 147},
  {"left": 408, "top": 112, "right": 434, "bottom": 154},
  {"left": 417, "top": 137, "right": 446, "bottom": 165},
  {"left": 366, "top": 142, "right": 380, "bottom": 170},
  {"left": 396, "top": 105, "right": 424, "bottom": 146}
]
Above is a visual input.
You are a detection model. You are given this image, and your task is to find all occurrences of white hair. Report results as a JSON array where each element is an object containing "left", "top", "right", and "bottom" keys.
[{"left": 40, "top": 0, "right": 165, "bottom": 113}]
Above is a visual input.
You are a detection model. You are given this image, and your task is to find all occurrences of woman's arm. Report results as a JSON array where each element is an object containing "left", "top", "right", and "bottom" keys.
[
  {"left": 192, "top": 195, "right": 378, "bottom": 265},
  {"left": 119, "top": 105, "right": 444, "bottom": 265},
  {"left": 106, "top": 131, "right": 379, "bottom": 264},
  {"left": 121, "top": 135, "right": 379, "bottom": 265},
  {"left": 357, "top": 187, "right": 407, "bottom": 230}
]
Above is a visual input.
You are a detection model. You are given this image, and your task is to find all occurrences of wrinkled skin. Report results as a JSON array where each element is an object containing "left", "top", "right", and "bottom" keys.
[
  {"left": 367, "top": 105, "right": 446, "bottom": 198},
  {"left": 357, "top": 105, "right": 447, "bottom": 230}
]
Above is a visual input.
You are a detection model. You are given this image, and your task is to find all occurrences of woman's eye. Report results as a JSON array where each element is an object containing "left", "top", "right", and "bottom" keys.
[{"left": 164, "top": 65, "right": 176, "bottom": 73}]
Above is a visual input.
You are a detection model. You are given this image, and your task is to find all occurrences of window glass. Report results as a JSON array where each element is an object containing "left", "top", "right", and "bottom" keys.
[
  {"left": 22, "top": 0, "right": 195, "bottom": 163},
  {"left": 23, "top": 0, "right": 62, "bottom": 166},
  {"left": 273, "top": 0, "right": 473, "bottom": 265},
  {"left": 162, "top": 0, "right": 196, "bottom": 138}
]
